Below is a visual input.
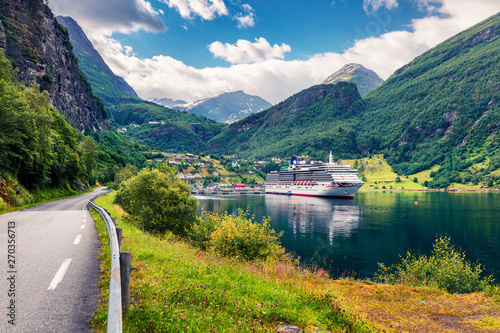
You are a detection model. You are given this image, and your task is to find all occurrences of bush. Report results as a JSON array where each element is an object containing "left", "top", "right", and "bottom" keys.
[
  {"left": 114, "top": 166, "right": 198, "bottom": 236},
  {"left": 191, "top": 209, "right": 284, "bottom": 261},
  {"left": 374, "top": 236, "right": 494, "bottom": 294},
  {"left": 189, "top": 210, "right": 221, "bottom": 250}
]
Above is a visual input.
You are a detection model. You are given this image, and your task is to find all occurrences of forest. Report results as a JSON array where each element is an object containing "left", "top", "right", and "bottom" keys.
[{"left": 0, "top": 49, "right": 145, "bottom": 204}]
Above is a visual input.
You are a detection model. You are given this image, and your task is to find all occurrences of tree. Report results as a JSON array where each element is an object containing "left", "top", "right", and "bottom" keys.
[
  {"left": 114, "top": 164, "right": 138, "bottom": 184},
  {"left": 114, "top": 165, "right": 198, "bottom": 236},
  {"left": 81, "top": 136, "right": 97, "bottom": 169}
]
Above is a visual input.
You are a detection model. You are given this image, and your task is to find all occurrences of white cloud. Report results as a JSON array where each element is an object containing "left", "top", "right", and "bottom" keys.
[
  {"left": 235, "top": 4, "right": 255, "bottom": 28},
  {"left": 49, "top": 0, "right": 166, "bottom": 35},
  {"left": 161, "top": 0, "right": 228, "bottom": 20},
  {"left": 363, "top": 0, "right": 399, "bottom": 13},
  {"left": 53, "top": 0, "right": 500, "bottom": 105},
  {"left": 208, "top": 38, "right": 292, "bottom": 64}
]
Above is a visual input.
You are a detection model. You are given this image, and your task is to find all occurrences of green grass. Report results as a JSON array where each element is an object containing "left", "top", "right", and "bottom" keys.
[
  {"left": 90, "top": 192, "right": 375, "bottom": 333},
  {"left": 90, "top": 191, "right": 500, "bottom": 333},
  {"left": 341, "top": 154, "right": 425, "bottom": 191},
  {"left": 224, "top": 173, "right": 265, "bottom": 184}
]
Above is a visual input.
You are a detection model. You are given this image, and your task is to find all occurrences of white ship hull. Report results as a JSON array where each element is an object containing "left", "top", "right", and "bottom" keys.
[
  {"left": 265, "top": 182, "right": 363, "bottom": 198},
  {"left": 265, "top": 153, "right": 364, "bottom": 198}
]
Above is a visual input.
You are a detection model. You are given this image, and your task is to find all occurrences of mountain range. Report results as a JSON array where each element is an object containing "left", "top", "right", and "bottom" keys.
[
  {"left": 3, "top": 0, "right": 500, "bottom": 189},
  {"left": 206, "top": 11, "right": 500, "bottom": 187},
  {"left": 168, "top": 90, "right": 272, "bottom": 123}
]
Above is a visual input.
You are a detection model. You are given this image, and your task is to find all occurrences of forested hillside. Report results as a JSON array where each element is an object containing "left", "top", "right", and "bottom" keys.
[
  {"left": 0, "top": 49, "right": 145, "bottom": 198},
  {"left": 109, "top": 102, "right": 224, "bottom": 152},
  {"left": 207, "top": 82, "right": 365, "bottom": 159},
  {"left": 207, "top": 12, "right": 500, "bottom": 188},
  {"left": 0, "top": 49, "right": 96, "bottom": 188},
  {"left": 360, "top": 12, "right": 500, "bottom": 187}
]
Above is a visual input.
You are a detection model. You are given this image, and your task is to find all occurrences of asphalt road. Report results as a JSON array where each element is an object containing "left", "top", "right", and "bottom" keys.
[{"left": 0, "top": 187, "right": 108, "bottom": 332}]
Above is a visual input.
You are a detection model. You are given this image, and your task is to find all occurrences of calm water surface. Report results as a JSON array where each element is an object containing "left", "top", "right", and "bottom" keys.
[{"left": 197, "top": 192, "right": 500, "bottom": 279}]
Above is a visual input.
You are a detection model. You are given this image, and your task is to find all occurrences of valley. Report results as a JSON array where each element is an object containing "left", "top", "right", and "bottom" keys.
[{"left": 1, "top": 1, "right": 500, "bottom": 332}]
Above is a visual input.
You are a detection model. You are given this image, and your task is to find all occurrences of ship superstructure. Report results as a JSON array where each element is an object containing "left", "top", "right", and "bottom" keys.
[{"left": 265, "top": 152, "right": 363, "bottom": 198}]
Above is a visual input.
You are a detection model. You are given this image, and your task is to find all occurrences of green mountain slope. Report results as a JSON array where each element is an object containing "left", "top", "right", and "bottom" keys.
[
  {"left": 360, "top": 12, "right": 500, "bottom": 185},
  {"left": 56, "top": 16, "right": 140, "bottom": 106},
  {"left": 207, "top": 82, "right": 364, "bottom": 159},
  {"left": 322, "top": 63, "right": 384, "bottom": 95},
  {"left": 207, "top": 12, "right": 500, "bottom": 187},
  {"left": 110, "top": 102, "right": 224, "bottom": 152},
  {"left": 58, "top": 15, "right": 224, "bottom": 152}
]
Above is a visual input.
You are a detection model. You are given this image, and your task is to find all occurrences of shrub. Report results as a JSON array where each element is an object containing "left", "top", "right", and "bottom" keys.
[
  {"left": 192, "top": 209, "right": 284, "bottom": 261},
  {"left": 374, "top": 236, "right": 494, "bottom": 294},
  {"left": 114, "top": 166, "right": 198, "bottom": 236},
  {"left": 189, "top": 210, "right": 221, "bottom": 250}
]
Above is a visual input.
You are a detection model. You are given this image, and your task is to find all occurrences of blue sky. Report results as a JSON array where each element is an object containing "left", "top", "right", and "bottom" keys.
[
  {"left": 111, "top": 1, "right": 426, "bottom": 68},
  {"left": 51, "top": 0, "right": 500, "bottom": 104}
]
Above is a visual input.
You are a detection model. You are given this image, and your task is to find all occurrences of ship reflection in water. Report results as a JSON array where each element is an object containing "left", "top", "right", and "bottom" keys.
[
  {"left": 263, "top": 195, "right": 367, "bottom": 276},
  {"left": 198, "top": 192, "right": 500, "bottom": 279},
  {"left": 264, "top": 195, "right": 362, "bottom": 243}
]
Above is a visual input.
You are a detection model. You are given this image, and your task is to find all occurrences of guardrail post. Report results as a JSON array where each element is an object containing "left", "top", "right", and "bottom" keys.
[
  {"left": 116, "top": 228, "right": 123, "bottom": 251},
  {"left": 120, "top": 252, "right": 131, "bottom": 310}
]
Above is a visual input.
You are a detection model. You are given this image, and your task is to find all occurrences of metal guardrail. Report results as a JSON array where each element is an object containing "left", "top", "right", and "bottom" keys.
[{"left": 88, "top": 200, "right": 122, "bottom": 333}]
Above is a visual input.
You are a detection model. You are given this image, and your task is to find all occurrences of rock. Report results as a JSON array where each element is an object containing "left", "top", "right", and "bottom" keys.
[
  {"left": 277, "top": 323, "right": 303, "bottom": 332},
  {"left": 0, "top": 0, "right": 107, "bottom": 132}
]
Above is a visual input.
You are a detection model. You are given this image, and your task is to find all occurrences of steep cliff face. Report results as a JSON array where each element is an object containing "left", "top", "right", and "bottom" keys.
[
  {"left": 56, "top": 16, "right": 140, "bottom": 106},
  {"left": 0, "top": 0, "right": 106, "bottom": 132}
]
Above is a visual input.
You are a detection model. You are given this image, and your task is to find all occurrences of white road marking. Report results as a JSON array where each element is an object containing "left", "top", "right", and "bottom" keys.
[
  {"left": 81, "top": 225, "right": 85, "bottom": 229},
  {"left": 83, "top": 219, "right": 86, "bottom": 223},
  {"left": 74, "top": 235, "right": 82, "bottom": 245},
  {"left": 48, "top": 258, "right": 72, "bottom": 290}
]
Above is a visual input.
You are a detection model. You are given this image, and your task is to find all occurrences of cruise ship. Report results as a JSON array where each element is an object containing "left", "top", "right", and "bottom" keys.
[{"left": 265, "top": 153, "right": 364, "bottom": 198}]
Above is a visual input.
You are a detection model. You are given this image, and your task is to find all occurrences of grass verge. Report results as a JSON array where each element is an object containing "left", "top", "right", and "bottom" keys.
[
  {"left": 90, "top": 192, "right": 500, "bottom": 333},
  {"left": 90, "top": 192, "right": 373, "bottom": 332}
]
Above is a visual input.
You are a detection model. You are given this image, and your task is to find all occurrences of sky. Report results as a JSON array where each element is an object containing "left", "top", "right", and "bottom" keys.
[{"left": 49, "top": 0, "right": 500, "bottom": 105}]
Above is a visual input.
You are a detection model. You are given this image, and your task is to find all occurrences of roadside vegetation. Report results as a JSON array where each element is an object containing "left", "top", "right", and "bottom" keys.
[
  {"left": 0, "top": 172, "right": 92, "bottom": 214},
  {"left": 91, "top": 191, "right": 374, "bottom": 333},
  {"left": 90, "top": 168, "right": 500, "bottom": 332}
]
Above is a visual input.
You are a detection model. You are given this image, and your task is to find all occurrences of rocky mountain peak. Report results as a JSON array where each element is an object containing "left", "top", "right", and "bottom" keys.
[{"left": 322, "top": 63, "right": 384, "bottom": 95}]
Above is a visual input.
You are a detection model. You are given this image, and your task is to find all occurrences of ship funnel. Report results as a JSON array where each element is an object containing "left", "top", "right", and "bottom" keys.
[{"left": 329, "top": 151, "right": 333, "bottom": 164}]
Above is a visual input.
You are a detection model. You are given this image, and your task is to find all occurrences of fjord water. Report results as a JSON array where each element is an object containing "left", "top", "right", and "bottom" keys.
[{"left": 197, "top": 192, "right": 500, "bottom": 279}]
